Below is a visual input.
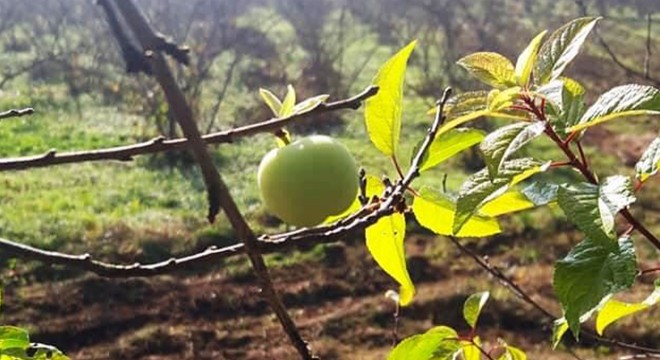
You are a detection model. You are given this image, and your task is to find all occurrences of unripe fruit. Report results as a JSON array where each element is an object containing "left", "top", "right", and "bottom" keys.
[{"left": 257, "top": 135, "right": 359, "bottom": 227}]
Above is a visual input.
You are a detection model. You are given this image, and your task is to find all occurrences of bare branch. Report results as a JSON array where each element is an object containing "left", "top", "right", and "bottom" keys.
[
  {"left": 0, "top": 86, "right": 378, "bottom": 172},
  {"left": 0, "top": 107, "right": 34, "bottom": 120}
]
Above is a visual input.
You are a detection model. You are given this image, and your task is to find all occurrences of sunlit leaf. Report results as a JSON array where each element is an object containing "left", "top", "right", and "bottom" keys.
[
  {"left": 514, "top": 30, "right": 547, "bottom": 86},
  {"left": 551, "top": 318, "right": 569, "bottom": 349},
  {"left": 534, "top": 17, "right": 601, "bottom": 85},
  {"left": 387, "top": 326, "right": 460, "bottom": 360},
  {"left": 454, "top": 159, "right": 546, "bottom": 234},
  {"left": 292, "top": 94, "right": 330, "bottom": 115},
  {"left": 428, "top": 91, "right": 489, "bottom": 116},
  {"left": 0, "top": 326, "right": 30, "bottom": 350},
  {"left": 488, "top": 87, "right": 523, "bottom": 112},
  {"left": 413, "top": 128, "right": 485, "bottom": 172},
  {"left": 521, "top": 181, "right": 559, "bottom": 206},
  {"left": 635, "top": 137, "right": 660, "bottom": 182},
  {"left": 259, "top": 88, "right": 282, "bottom": 116},
  {"left": 557, "top": 176, "right": 635, "bottom": 243},
  {"left": 274, "top": 128, "right": 292, "bottom": 148},
  {"left": 502, "top": 345, "right": 527, "bottom": 360},
  {"left": 463, "top": 291, "right": 490, "bottom": 329},
  {"left": 568, "top": 84, "right": 660, "bottom": 132},
  {"left": 413, "top": 188, "right": 501, "bottom": 238},
  {"left": 280, "top": 84, "right": 296, "bottom": 117},
  {"left": 481, "top": 122, "right": 546, "bottom": 178},
  {"left": 596, "top": 280, "right": 660, "bottom": 335},
  {"left": 457, "top": 52, "right": 516, "bottom": 89},
  {"left": 437, "top": 110, "right": 490, "bottom": 137},
  {"left": 553, "top": 236, "right": 637, "bottom": 338},
  {"left": 460, "top": 337, "right": 482, "bottom": 360},
  {"left": 366, "top": 212, "right": 414, "bottom": 306},
  {"left": 479, "top": 190, "right": 535, "bottom": 217},
  {"left": 365, "top": 40, "right": 417, "bottom": 156}
]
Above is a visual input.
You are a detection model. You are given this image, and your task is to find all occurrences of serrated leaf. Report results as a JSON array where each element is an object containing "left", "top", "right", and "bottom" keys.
[
  {"left": 553, "top": 236, "right": 637, "bottom": 338},
  {"left": 596, "top": 281, "right": 660, "bottom": 335},
  {"left": 481, "top": 122, "right": 546, "bottom": 178},
  {"left": 413, "top": 188, "right": 501, "bottom": 238},
  {"left": 479, "top": 190, "right": 536, "bottom": 217},
  {"left": 635, "top": 137, "right": 660, "bottom": 182},
  {"left": 292, "top": 94, "right": 330, "bottom": 115},
  {"left": 568, "top": 84, "right": 660, "bottom": 132},
  {"left": 557, "top": 176, "right": 635, "bottom": 242},
  {"left": 453, "top": 159, "right": 546, "bottom": 234},
  {"left": 457, "top": 52, "right": 516, "bottom": 89},
  {"left": 388, "top": 326, "right": 460, "bottom": 360},
  {"left": 413, "top": 128, "right": 485, "bottom": 172},
  {"left": 0, "top": 326, "right": 30, "bottom": 350},
  {"left": 259, "top": 88, "right": 282, "bottom": 116},
  {"left": 488, "top": 87, "right": 523, "bottom": 112},
  {"left": 515, "top": 30, "right": 547, "bottom": 86},
  {"left": 535, "top": 17, "right": 601, "bottom": 85},
  {"left": 538, "top": 78, "right": 586, "bottom": 130},
  {"left": 428, "top": 91, "right": 489, "bottom": 116},
  {"left": 463, "top": 291, "right": 490, "bottom": 329},
  {"left": 366, "top": 212, "right": 414, "bottom": 306},
  {"left": 280, "top": 84, "right": 296, "bottom": 117},
  {"left": 521, "top": 181, "right": 559, "bottom": 206},
  {"left": 365, "top": 40, "right": 417, "bottom": 156}
]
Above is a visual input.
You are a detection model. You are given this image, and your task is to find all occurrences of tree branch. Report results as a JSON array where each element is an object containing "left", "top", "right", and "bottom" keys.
[
  {"left": 0, "top": 86, "right": 378, "bottom": 172},
  {"left": 0, "top": 107, "right": 34, "bottom": 120}
]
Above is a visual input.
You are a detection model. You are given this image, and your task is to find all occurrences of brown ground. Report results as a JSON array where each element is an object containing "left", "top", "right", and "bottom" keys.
[{"left": 3, "top": 232, "right": 659, "bottom": 360}]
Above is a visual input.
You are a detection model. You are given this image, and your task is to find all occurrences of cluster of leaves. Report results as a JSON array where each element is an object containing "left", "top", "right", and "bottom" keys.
[
  {"left": 348, "top": 16, "right": 660, "bottom": 355},
  {"left": 389, "top": 292, "right": 527, "bottom": 360},
  {"left": 0, "top": 291, "right": 68, "bottom": 360}
]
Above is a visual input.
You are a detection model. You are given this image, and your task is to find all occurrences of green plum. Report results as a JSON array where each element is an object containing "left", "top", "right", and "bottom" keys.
[{"left": 257, "top": 135, "right": 359, "bottom": 227}]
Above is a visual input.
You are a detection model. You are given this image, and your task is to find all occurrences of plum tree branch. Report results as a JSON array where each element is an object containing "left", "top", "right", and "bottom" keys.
[{"left": 0, "top": 86, "right": 378, "bottom": 172}]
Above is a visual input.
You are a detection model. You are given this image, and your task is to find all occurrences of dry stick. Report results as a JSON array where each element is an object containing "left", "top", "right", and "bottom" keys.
[
  {"left": 111, "top": 2, "right": 314, "bottom": 358},
  {"left": 112, "top": 0, "right": 222, "bottom": 223},
  {"left": 0, "top": 107, "right": 34, "bottom": 120},
  {"left": 0, "top": 86, "right": 378, "bottom": 172}
]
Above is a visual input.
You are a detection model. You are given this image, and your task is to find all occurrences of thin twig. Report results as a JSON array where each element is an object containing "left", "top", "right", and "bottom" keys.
[
  {"left": 0, "top": 86, "right": 378, "bottom": 172},
  {"left": 0, "top": 108, "right": 34, "bottom": 120}
]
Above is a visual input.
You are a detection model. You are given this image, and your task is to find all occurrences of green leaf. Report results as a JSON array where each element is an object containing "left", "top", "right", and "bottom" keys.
[
  {"left": 0, "top": 326, "right": 30, "bottom": 350},
  {"left": 635, "top": 137, "right": 660, "bottom": 182},
  {"left": 521, "top": 181, "right": 559, "bottom": 206},
  {"left": 457, "top": 52, "right": 516, "bottom": 89},
  {"left": 537, "top": 78, "right": 586, "bottom": 130},
  {"left": 534, "top": 17, "right": 601, "bottom": 85},
  {"left": 453, "top": 159, "right": 547, "bottom": 234},
  {"left": 481, "top": 122, "right": 546, "bottom": 178},
  {"left": 568, "top": 84, "right": 660, "bottom": 132},
  {"left": 551, "top": 318, "right": 569, "bottom": 349},
  {"left": 365, "top": 40, "right": 417, "bottom": 156},
  {"left": 366, "top": 212, "right": 414, "bottom": 306},
  {"left": 460, "top": 337, "right": 482, "bottom": 360},
  {"left": 488, "top": 87, "right": 523, "bottom": 112},
  {"left": 292, "top": 94, "right": 330, "bottom": 115},
  {"left": 553, "top": 236, "right": 637, "bottom": 338},
  {"left": 463, "top": 291, "right": 490, "bottom": 329},
  {"left": 280, "top": 84, "right": 296, "bottom": 117},
  {"left": 388, "top": 326, "right": 460, "bottom": 360},
  {"left": 479, "top": 190, "right": 536, "bottom": 217},
  {"left": 596, "top": 280, "right": 660, "bottom": 335},
  {"left": 437, "top": 110, "right": 491, "bottom": 137},
  {"left": 514, "top": 30, "right": 547, "bottom": 86},
  {"left": 437, "top": 91, "right": 489, "bottom": 117},
  {"left": 557, "top": 176, "right": 635, "bottom": 242},
  {"left": 413, "top": 188, "right": 501, "bottom": 238},
  {"left": 259, "top": 88, "right": 282, "bottom": 116},
  {"left": 501, "top": 345, "right": 527, "bottom": 360},
  {"left": 413, "top": 128, "right": 485, "bottom": 172}
]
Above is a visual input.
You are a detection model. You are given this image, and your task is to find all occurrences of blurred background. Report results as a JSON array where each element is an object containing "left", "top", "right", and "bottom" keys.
[{"left": 0, "top": 0, "right": 658, "bottom": 359}]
